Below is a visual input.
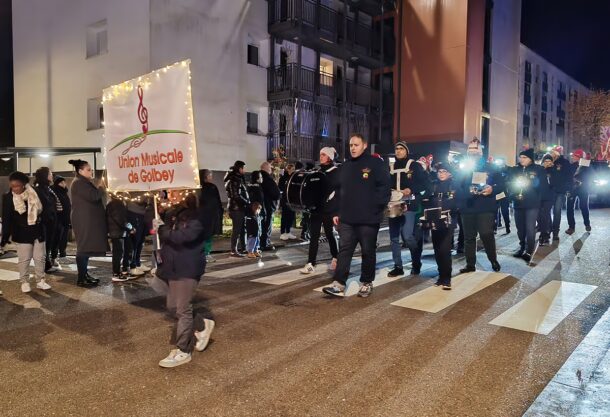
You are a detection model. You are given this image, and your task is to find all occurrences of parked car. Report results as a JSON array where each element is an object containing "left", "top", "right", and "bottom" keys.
[{"left": 589, "top": 161, "right": 610, "bottom": 207}]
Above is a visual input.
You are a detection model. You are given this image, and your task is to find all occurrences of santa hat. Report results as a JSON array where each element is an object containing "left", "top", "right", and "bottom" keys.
[
  {"left": 467, "top": 137, "right": 483, "bottom": 155},
  {"left": 417, "top": 157, "right": 429, "bottom": 171},
  {"left": 551, "top": 145, "right": 564, "bottom": 155},
  {"left": 572, "top": 149, "right": 585, "bottom": 159},
  {"left": 320, "top": 147, "right": 337, "bottom": 161}
]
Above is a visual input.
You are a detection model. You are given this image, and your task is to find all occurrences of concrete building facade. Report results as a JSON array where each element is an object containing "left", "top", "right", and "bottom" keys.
[
  {"left": 517, "top": 44, "right": 590, "bottom": 156},
  {"left": 12, "top": 0, "right": 270, "bottom": 172}
]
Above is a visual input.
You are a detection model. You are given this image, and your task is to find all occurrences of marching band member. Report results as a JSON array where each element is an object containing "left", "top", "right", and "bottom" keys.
[
  {"left": 538, "top": 154, "right": 555, "bottom": 246},
  {"left": 322, "top": 134, "right": 390, "bottom": 298},
  {"left": 548, "top": 146, "right": 571, "bottom": 241},
  {"left": 566, "top": 149, "right": 592, "bottom": 235},
  {"left": 510, "top": 148, "right": 545, "bottom": 263},
  {"left": 300, "top": 147, "right": 341, "bottom": 274},
  {"left": 455, "top": 138, "right": 501, "bottom": 273},
  {"left": 421, "top": 162, "right": 458, "bottom": 289},
  {"left": 386, "top": 141, "right": 430, "bottom": 278}
]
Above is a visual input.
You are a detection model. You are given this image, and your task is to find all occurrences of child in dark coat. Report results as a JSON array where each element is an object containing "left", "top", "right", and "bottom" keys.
[{"left": 246, "top": 202, "right": 263, "bottom": 259}]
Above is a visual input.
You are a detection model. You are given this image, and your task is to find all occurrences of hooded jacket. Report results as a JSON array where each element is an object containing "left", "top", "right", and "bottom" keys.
[{"left": 224, "top": 169, "right": 250, "bottom": 212}]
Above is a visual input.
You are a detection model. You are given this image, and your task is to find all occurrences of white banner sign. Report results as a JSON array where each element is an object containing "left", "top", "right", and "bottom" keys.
[{"left": 102, "top": 60, "right": 200, "bottom": 191}]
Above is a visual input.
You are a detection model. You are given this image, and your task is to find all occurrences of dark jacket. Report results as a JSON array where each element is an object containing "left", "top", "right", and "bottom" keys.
[
  {"left": 455, "top": 158, "right": 499, "bottom": 214},
  {"left": 389, "top": 157, "right": 429, "bottom": 208},
  {"left": 247, "top": 183, "right": 265, "bottom": 208},
  {"left": 549, "top": 156, "right": 572, "bottom": 194},
  {"left": 157, "top": 206, "right": 206, "bottom": 281},
  {"left": 422, "top": 177, "right": 458, "bottom": 214},
  {"left": 1, "top": 190, "right": 46, "bottom": 245},
  {"left": 261, "top": 170, "right": 281, "bottom": 212},
  {"left": 316, "top": 163, "right": 341, "bottom": 216},
  {"left": 510, "top": 163, "right": 546, "bottom": 209},
  {"left": 278, "top": 171, "right": 291, "bottom": 208},
  {"left": 34, "top": 184, "right": 58, "bottom": 228},
  {"left": 199, "top": 182, "right": 223, "bottom": 236},
  {"left": 338, "top": 153, "right": 391, "bottom": 224},
  {"left": 246, "top": 210, "right": 261, "bottom": 238},
  {"left": 70, "top": 174, "right": 108, "bottom": 255},
  {"left": 51, "top": 184, "right": 71, "bottom": 226},
  {"left": 573, "top": 164, "right": 593, "bottom": 192},
  {"left": 541, "top": 167, "right": 555, "bottom": 202},
  {"left": 224, "top": 170, "right": 250, "bottom": 212},
  {"left": 106, "top": 198, "right": 129, "bottom": 239}
]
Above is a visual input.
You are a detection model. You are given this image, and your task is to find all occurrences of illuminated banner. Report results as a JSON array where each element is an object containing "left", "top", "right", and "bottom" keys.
[{"left": 102, "top": 60, "right": 200, "bottom": 191}]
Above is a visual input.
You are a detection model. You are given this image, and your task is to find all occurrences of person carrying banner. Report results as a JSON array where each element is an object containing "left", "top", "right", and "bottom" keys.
[{"left": 224, "top": 161, "right": 250, "bottom": 257}]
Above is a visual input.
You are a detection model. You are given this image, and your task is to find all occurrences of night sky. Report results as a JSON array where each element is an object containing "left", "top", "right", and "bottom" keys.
[{"left": 521, "top": 0, "right": 610, "bottom": 90}]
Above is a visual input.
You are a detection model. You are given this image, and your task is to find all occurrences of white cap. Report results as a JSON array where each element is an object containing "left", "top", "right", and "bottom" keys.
[{"left": 320, "top": 147, "right": 337, "bottom": 161}]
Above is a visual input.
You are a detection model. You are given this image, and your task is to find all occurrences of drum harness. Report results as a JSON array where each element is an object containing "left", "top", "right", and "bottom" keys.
[{"left": 389, "top": 160, "right": 417, "bottom": 207}]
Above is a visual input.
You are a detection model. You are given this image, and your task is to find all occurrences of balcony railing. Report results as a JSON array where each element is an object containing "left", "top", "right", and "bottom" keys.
[
  {"left": 268, "top": 64, "right": 315, "bottom": 95},
  {"left": 269, "top": 0, "right": 375, "bottom": 53}
]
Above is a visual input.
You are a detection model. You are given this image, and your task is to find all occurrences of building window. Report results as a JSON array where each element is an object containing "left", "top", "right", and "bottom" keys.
[
  {"left": 86, "top": 20, "right": 108, "bottom": 58},
  {"left": 87, "top": 97, "right": 104, "bottom": 130},
  {"left": 523, "top": 126, "right": 529, "bottom": 138},
  {"left": 247, "top": 111, "right": 258, "bottom": 134},
  {"left": 247, "top": 44, "right": 259, "bottom": 66}
]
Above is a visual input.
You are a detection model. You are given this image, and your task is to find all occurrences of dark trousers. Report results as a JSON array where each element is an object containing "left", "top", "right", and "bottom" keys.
[
  {"left": 333, "top": 222, "right": 379, "bottom": 285},
  {"left": 551, "top": 193, "right": 566, "bottom": 235},
  {"left": 454, "top": 213, "right": 464, "bottom": 251},
  {"left": 515, "top": 207, "right": 539, "bottom": 254},
  {"left": 496, "top": 198, "right": 510, "bottom": 229},
  {"left": 461, "top": 212, "right": 497, "bottom": 268},
  {"left": 75, "top": 254, "right": 89, "bottom": 281},
  {"left": 260, "top": 208, "right": 275, "bottom": 247},
  {"left": 229, "top": 210, "right": 246, "bottom": 252},
  {"left": 111, "top": 237, "right": 132, "bottom": 275},
  {"left": 432, "top": 226, "right": 453, "bottom": 284},
  {"left": 44, "top": 222, "right": 57, "bottom": 270},
  {"left": 301, "top": 212, "right": 311, "bottom": 239},
  {"left": 567, "top": 189, "right": 591, "bottom": 229},
  {"left": 308, "top": 213, "right": 338, "bottom": 265},
  {"left": 280, "top": 206, "right": 296, "bottom": 234},
  {"left": 127, "top": 212, "right": 146, "bottom": 268},
  {"left": 538, "top": 200, "right": 553, "bottom": 240},
  {"left": 50, "top": 222, "right": 68, "bottom": 259}
]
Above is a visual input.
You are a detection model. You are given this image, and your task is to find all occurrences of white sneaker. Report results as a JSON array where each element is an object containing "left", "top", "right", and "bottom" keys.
[
  {"left": 21, "top": 282, "right": 31, "bottom": 293},
  {"left": 300, "top": 263, "right": 316, "bottom": 274},
  {"left": 36, "top": 279, "right": 52, "bottom": 290},
  {"left": 287, "top": 233, "right": 298, "bottom": 240},
  {"left": 130, "top": 268, "right": 145, "bottom": 277},
  {"left": 329, "top": 258, "right": 338, "bottom": 271},
  {"left": 279, "top": 233, "right": 289, "bottom": 241},
  {"left": 206, "top": 255, "right": 216, "bottom": 263},
  {"left": 150, "top": 268, "right": 157, "bottom": 276},
  {"left": 195, "top": 318, "right": 216, "bottom": 352},
  {"left": 137, "top": 265, "right": 151, "bottom": 272},
  {"left": 158, "top": 349, "right": 192, "bottom": 368},
  {"left": 52, "top": 259, "right": 63, "bottom": 270}
]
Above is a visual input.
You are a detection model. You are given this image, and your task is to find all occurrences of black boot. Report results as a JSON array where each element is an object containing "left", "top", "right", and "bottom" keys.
[
  {"left": 513, "top": 248, "right": 525, "bottom": 258},
  {"left": 85, "top": 273, "right": 100, "bottom": 284},
  {"left": 491, "top": 260, "right": 501, "bottom": 272},
  {"left": 522, "top": 252, "right": 532, "bottom": 263},
  {"left": 77, "top": 276, "right": 98, "bottom": 287},
  {"left": 459, "top": 266, "right": 476, "bottom": 274},
  {"left": 387, "top": 267, "right": 404, "bottom": 277}
]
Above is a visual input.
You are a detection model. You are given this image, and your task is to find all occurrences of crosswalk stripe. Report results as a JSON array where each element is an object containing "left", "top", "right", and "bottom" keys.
[
  {"left": 251, "top": 267, "right": 330, "bottom": 285},
  {"left": 391, "top": 271, "right": 510, "bottom": 313},
  {"left": 67, "top": 256, "right": 113, "bottom": 263},
  {"left": 489, "top": 280, "right": 597, "bottom": 335},
  {"left": 206, "top": 259, "right": 293, "bottom": 278},
  {"left": 313, "top": 267, "right": 400, "bottom": 297},
  {"left": 0, "top": 269, "right": 20, "bottom": 281},
  {"left": 0, "top": 257, "right": 27, "bottom": 264}
]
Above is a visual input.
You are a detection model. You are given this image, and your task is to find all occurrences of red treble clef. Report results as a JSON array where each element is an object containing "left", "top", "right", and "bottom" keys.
[{"left": 122, "top": 84, "right": 149, "bottom": 155}]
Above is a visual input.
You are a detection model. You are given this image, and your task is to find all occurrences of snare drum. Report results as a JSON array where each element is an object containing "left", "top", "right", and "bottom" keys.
[
  {"left": 286, "top": 170, "right": 326, "bottom": 212},
  {"left": 419, "top": 209, "right": 452, "bottom": 230}
]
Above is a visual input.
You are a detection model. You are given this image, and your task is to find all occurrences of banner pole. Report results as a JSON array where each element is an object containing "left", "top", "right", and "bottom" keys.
[{"left": 154, "top": 192, "right": 161, "bottom": 249}]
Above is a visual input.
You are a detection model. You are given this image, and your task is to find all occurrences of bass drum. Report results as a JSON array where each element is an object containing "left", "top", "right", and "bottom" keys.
[{"left": 286, "top": 170, "right": 326, "bottom": 212}]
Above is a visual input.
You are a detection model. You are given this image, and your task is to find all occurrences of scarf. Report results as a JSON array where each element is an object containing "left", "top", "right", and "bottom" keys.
[{"left": 13, "top": 184, "right": 43, "bottom": 225}]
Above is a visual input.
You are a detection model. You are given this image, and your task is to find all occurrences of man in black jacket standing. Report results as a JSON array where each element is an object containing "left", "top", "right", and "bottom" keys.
[
  {"left": 224, "top": 161, "right": 250, "bottom": 257},
  {"left": 322, "top": 134, "right": 391, "bottom": 298},
  {"left": 548, "top": 146, "right": 571, "bottom": 240},
  {"left": 455, "top": 138, "right": 501, "bottom": 273},
  {"left": 259, "top": 161, "right": 281, "bottom": 251}
]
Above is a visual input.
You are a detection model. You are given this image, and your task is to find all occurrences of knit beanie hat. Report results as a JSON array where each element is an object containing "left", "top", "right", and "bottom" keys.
[
  {"left": 320, "top": 147, "right": 336, "bottom": 161},
  {"left": 394, "top": 141, "right": 409, "bottom": 153},
  {"left": 519, "top": 148, "right": 535, "bottom": 162}
]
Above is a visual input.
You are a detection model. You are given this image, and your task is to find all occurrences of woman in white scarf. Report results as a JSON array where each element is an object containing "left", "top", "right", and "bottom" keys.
[{"left": 0, "top": 171, "right": 51, "bottom": 293}]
